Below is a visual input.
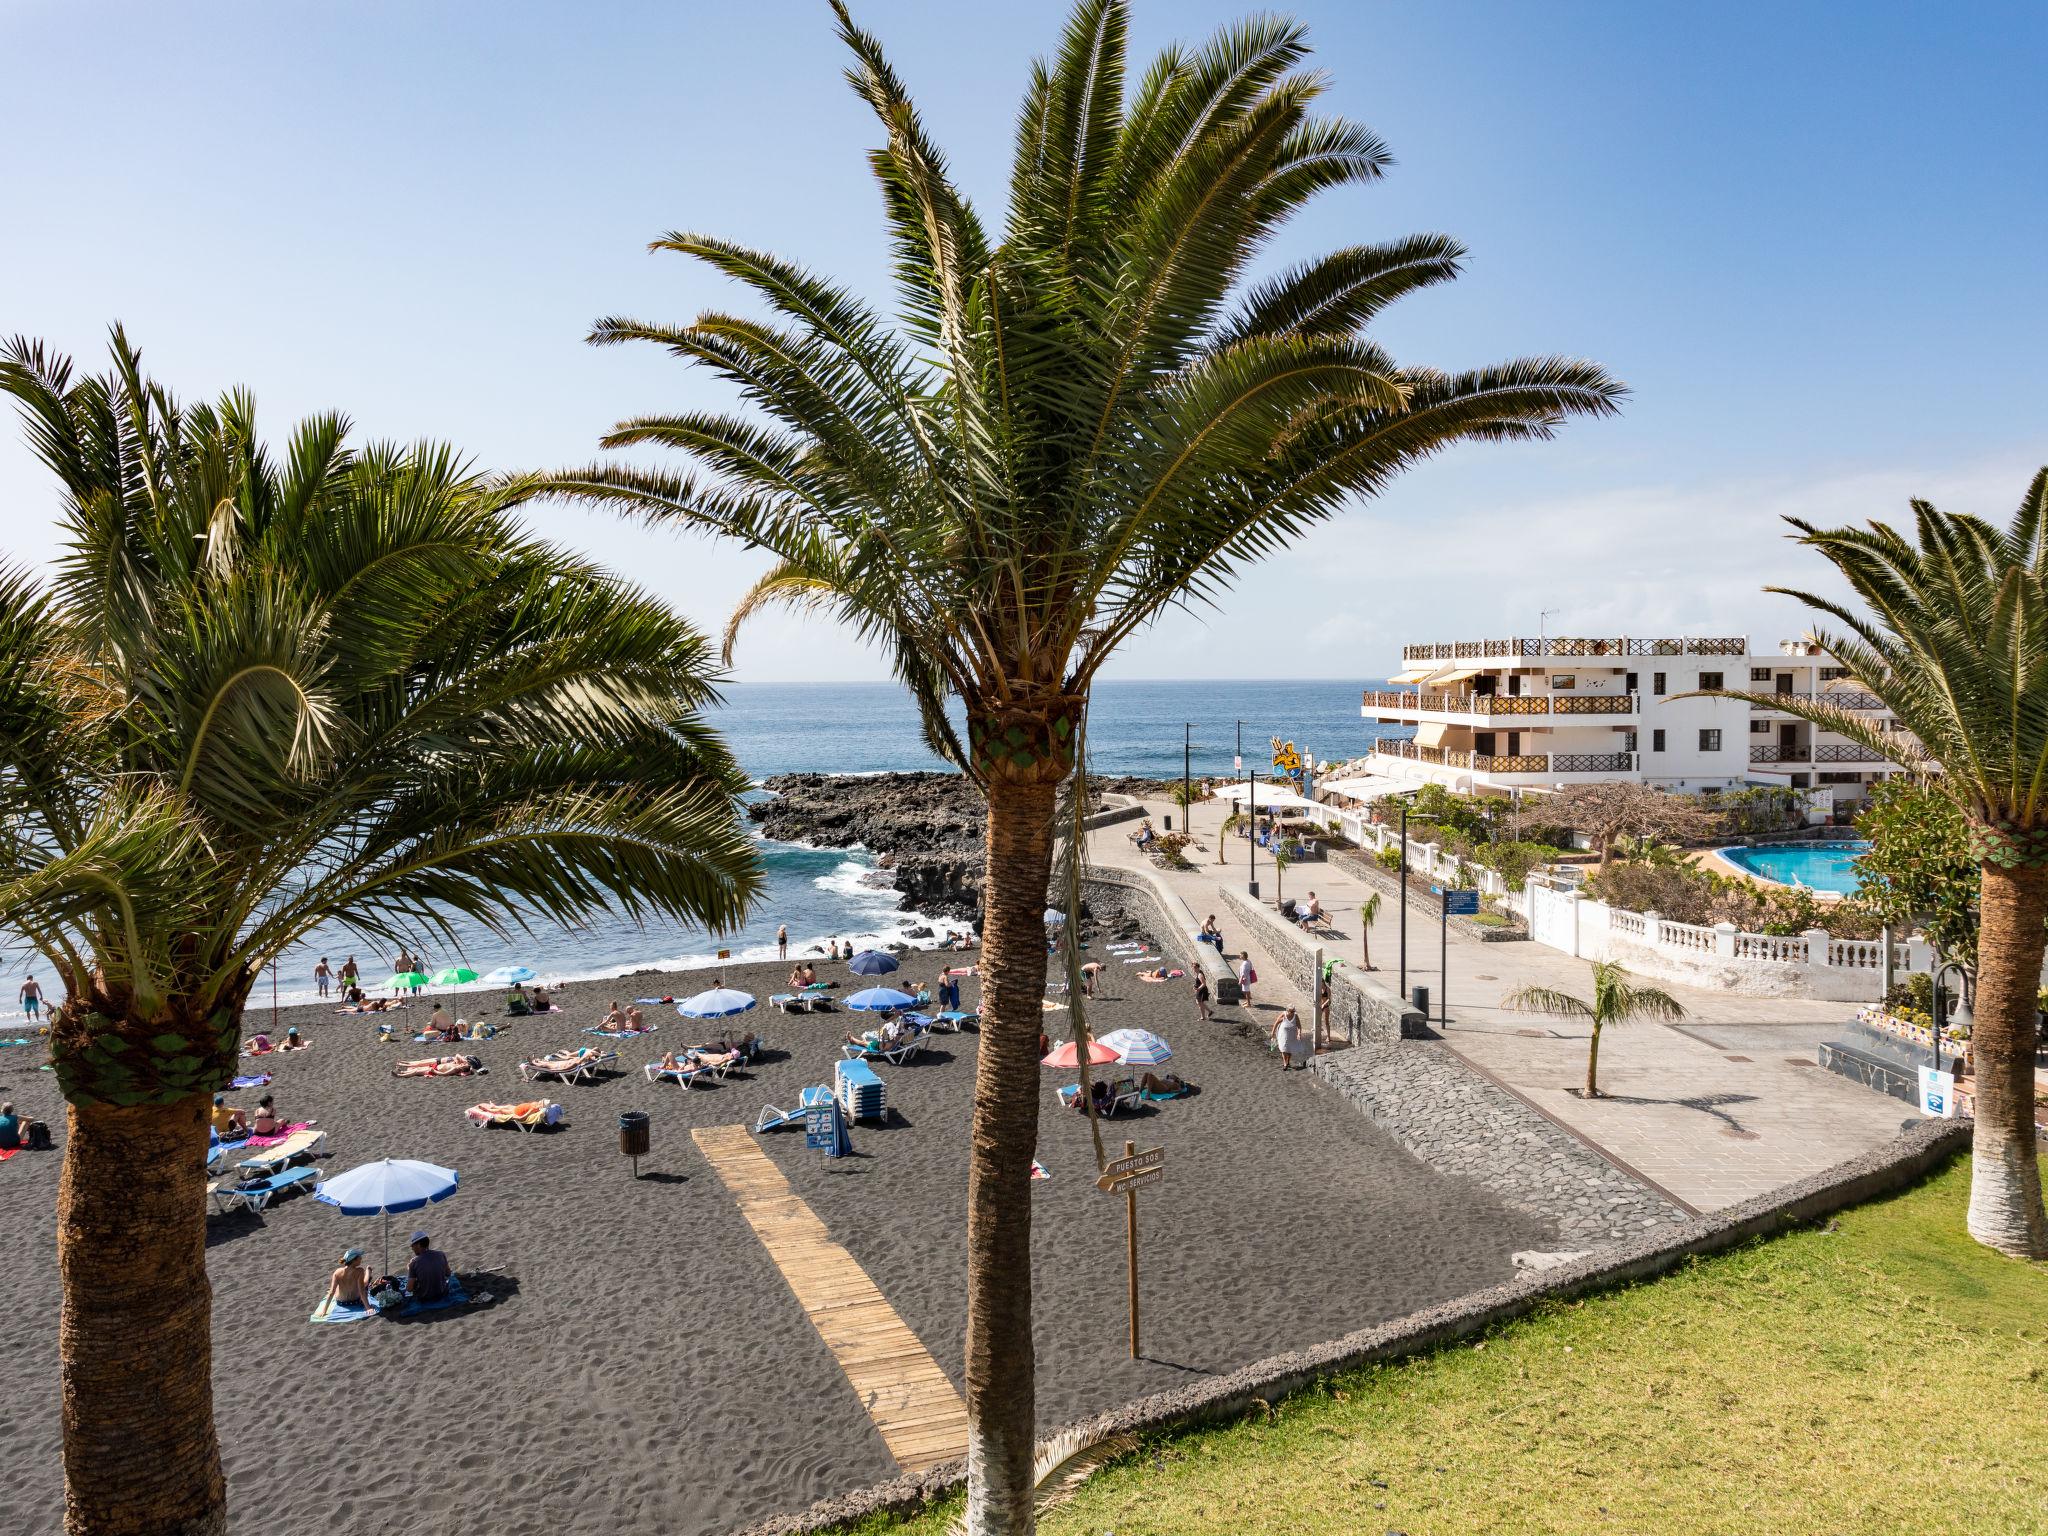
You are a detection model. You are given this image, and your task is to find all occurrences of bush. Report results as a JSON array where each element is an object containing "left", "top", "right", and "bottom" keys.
[
  {"left": 1375, "top": 844, "right": 1403, "bottom": 873},
  {"left": 1886, "top": 973, "right": 1935, "bottom": 1014},
  {"left": 1586, "top": 855, "right": 1885, "bottom": 938},
  {"left": 1150, "top": 832, "right": 1194, "bottom": 870}
]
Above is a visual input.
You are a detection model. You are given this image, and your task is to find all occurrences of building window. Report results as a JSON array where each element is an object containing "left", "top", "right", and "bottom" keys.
[
  {"left": 1750, "top": 666, "right": 1772, "bottom": 682},
  {"left": 1652, "top": 671, "right": 1666, "bottom": 696},
  {"left": 1651, "top": 729, "right": 1666, "bottom": 752},
  {"left": 1698, "top": 671, "right": 1724, "bottom": 691},
  {"left": 1820, "top": 666, "right": 1849, "bottom": 681},
  {"left": 1549, "top": 674, "right": 1576, "bottom": 690},
  {"left": 1699, "top": 729, "right": 1722, "bottom": 752},
  {"left": 1750, "top": 719, "right": 1769, "bottom": 734}
]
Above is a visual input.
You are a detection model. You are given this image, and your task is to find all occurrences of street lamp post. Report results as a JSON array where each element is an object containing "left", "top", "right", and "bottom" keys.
[
  {"left": 1183, "top": 723, "right": 1192, "bottom": 841},
  {"left": 1234, "top": 719, "right": 1245, "bottom": 868},
  {"left": 1930, "top": 959, "right": 1974, "bottom": 1078},
  {"left": 1398, "top": 802, "right": 1410, "bottom": 1004}
]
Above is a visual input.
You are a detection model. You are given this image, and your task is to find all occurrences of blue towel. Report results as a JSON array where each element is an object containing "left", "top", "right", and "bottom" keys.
[
  {"left": 229, "top": 1074, "right": 271, "bottom": 1089},
  {"left": 309, "top": 1298, "right": 373, "bottom": 1325}
]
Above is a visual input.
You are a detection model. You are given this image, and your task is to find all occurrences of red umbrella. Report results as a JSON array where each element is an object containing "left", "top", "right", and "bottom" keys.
[{"left": 1040, "top": 1038, "right": 1118, "bottom": 1067}]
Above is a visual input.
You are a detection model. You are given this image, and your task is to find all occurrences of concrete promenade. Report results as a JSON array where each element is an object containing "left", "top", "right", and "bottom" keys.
[{"left": 1089, "top": 790, "right": 1920, "bottom": 1212}]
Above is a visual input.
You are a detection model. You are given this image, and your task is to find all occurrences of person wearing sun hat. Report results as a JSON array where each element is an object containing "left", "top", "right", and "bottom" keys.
[
  {"left": 405, "top": 1230, "right": 452, "bottom": 1303},
  {"left": 322, "top": 1246, "right": 373, "bottom": 1313}
]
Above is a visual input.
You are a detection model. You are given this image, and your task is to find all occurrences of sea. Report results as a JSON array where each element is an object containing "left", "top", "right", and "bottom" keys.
[{"left": 3, "top": 679, "right": 1396, "bottom": 1011}]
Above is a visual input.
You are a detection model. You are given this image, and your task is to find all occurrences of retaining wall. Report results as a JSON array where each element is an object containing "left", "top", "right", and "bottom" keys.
[
  {"left": 734, "top": 1117, "right": 1969, "bottom": 1535},
  {"left": 1216, "top": 883, "right": 1418, "bottom": 1049}
]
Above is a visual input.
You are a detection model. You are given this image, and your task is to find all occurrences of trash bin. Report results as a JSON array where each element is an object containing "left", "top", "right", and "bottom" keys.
[
  {"left": 1410, "top": 985, "right": 1430, "bottom": 1018},
  {"left": 619, "top": 1110, "right": 650, "bottom": 1177}
]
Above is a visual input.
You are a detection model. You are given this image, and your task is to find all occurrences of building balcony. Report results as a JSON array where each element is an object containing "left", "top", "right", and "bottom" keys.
[
  {"left": 1364, "top": 689, "right": 1639, "bottom": 720},
  {"left": 1749, "top": 690, "right": 1885, "bottom": 712},
  {"left": 1400, "top": 636, "right": 1745, "bottom": 664},
  {"left": 1749, "top": 743, "right": 1892, "bottom": 766},
  {"left": 1372, "top": 740, "right": 1639, "bottom": 778}
]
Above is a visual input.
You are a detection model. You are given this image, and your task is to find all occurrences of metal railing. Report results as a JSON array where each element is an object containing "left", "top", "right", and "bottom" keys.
[
  {"left": 1472, "top": 753, "right": 1550, "bottom": 773},
  {"left": 1750, "top": 742, "right": 1891, "bottom": 765},
  {"left": 1363, "top": 689, "right": 1638, "bottom": 717},
  {"left": 1551, "top": 751, "right": 1638, "bottom": 773},
  {"left": 1749, "top": 690, "right": 1885, "bottom": 712},
  {"left": 1401, "top": 636, "right": 1746, "bottom": 662},
  {"left": 1552, "top": 694, "right": 1637, "bottom": 715}
]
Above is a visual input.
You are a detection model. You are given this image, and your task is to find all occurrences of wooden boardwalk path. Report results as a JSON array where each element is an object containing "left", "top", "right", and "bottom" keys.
[{"left": 691, "top": 1124, "right": 969, "bottom": 1472}]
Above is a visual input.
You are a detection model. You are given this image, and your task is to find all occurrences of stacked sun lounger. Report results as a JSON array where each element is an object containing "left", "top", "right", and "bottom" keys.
[{"left": 834, "top": 1057, "right": 886, "bottom": 1122}]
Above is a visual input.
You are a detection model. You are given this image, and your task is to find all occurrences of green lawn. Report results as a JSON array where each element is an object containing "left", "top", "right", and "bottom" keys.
[{"left": 851, "top": 1155, "right": 2047, "bottom": 1536}]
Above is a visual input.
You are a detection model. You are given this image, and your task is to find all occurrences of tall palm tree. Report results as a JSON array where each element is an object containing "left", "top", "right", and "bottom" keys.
[
  {"left": 1700, "top": 471, "right": 2048, "bottom": 1258},
  {"left": 0, "top": 331, "right": 760, "bottom": 1536},
  {"left": 1506, "top": 960, "right": 1685, "bottom": 1098},
  {"left": 545, "top": 4, "right": 1621, "bottom": 1527}
]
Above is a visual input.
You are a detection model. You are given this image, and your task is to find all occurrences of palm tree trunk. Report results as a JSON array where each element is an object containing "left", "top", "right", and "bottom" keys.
[
  {"left": 59, "top": 1093, "right": 225, "bottom": 1535},
  {"left": 1585, "top": 1020, "right": 1604, "bottom": 1098},
  {"left": 963, "top": 780, "right": 1057, "bottom": 1536},
  {"left": 1966, "top": 860, "right": 2048, "bottom": 1258}
]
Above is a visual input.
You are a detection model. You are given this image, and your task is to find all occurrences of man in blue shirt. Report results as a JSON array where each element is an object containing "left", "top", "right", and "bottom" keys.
[{"left": 405, "top": 1230, "right": 452, "bottom": 1303}]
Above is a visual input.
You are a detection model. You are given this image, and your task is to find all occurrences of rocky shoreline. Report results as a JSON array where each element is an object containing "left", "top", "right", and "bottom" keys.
[{"left": 748, "top": 771, "right": 1174, "bottom": 923}]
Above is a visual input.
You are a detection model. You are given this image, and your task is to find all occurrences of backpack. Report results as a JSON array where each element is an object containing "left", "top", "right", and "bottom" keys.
[{"left": 27, "top": 1120, "right": 52, "bottom": 1150}]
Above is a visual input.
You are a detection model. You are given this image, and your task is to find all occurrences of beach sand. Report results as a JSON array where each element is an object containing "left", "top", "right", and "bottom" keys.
[{"left": 0, "top": 924, "right": 1550, "bottom": 1534}]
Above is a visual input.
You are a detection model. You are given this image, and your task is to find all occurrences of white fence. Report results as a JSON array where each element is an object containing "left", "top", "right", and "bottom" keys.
[
  {"left": 1514, "top": 879, "right": 1931, "bottom": 1002},
  {"left": 1295, "top": 804, "right": 1518, "bottom": 900}
]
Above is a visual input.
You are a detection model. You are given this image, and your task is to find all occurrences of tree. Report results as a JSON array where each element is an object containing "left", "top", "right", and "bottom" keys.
[
  {"left": 1538, "top": 781, "right": 1722, "bottom": 866},
  {"left": 1358, "top": 890, "right": 1382, "bottom": 969},
  {"left": 1854, "top": 774, "right": 1979, "bottom": 968},
  {"left": 1506, "top": 960, "right": 1685, "bottom": 1097},
  {"left": 1272, "top": 836, "right": 1295, "bottom": 903},
  {"left": 543, "top": 5, "right": 1620, "bottom": 1526},
  {"left": 1217, "top": 809, "right": 1241, "bottom": 862},
  {"left": 0, "top": 332, "right": 760, "bottom": 1536},
  {"left": 1701, "top": 470, "right": 2048, "bottom": 1257}
]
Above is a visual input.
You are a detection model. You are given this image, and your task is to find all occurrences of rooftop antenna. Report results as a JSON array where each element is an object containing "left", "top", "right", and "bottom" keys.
[{"left": 1539, "top": 609, "right": 1560, "bottom": 651}]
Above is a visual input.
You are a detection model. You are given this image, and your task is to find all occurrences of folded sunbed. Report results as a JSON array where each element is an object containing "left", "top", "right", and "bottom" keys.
[{"left": 752, "top": 1084, "right": 833, "bottom": 1133}]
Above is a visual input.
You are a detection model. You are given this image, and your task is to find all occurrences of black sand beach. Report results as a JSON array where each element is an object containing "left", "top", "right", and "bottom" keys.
[{"left": 0, "top": 928, "right": 1550, "bottom": 1534}]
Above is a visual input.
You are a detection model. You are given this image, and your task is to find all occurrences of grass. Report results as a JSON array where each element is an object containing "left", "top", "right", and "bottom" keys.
[{"left": 845, "top": 1155, "right": 2047, "bottom": 1535}]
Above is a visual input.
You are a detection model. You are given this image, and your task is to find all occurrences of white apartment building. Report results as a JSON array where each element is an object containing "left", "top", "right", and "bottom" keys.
[{"left": 1360, "top": 634, "right": 1911, "bottom": 806}]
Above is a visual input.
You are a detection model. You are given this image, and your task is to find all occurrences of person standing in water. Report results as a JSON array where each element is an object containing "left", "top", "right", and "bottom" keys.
[
  {"left": 777, "top": 924, "right": 788, "bottom": 960},
  {"left": 315, "top": 957, "right": 333, "bottom": 998},
  {"left": 17, "top": 974, "right": 43, "bottom": 1020}
]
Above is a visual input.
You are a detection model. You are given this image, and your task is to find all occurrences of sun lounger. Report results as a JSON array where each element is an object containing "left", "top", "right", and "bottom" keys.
[
  {"left": 769, "top": 993, "right": 812, "bottom": 1014},
  {"left": 841, "top": 1034, "right": 921, "bottom": 1066},
  {"left": 933, "top": 1010, "right": 979, "bottom": 1032},
  {"left": 834, "top": 1057, "right": 887, "bottom": 1122},
  {"left": 212, "top": 1163, "right": 319, "bottom": 1213},
  {"left": 236, "top": 1128, "right": 328, "bottom": 1175},
  {"left": 642, "top": 1049, "right": 738, "bottom": 1086},
  {"left": 753, "top": 1084, "right": 833, "bottom": 1133},
  {"left": 1056, "top": 1078, "right": 1143, "bottom": 1117},
  {"left": 465, "top": 1100, "right": 562, "bottom": 1130},
  {"left": 518, "top": 1048, "right": 616, "bottom": 1083}
]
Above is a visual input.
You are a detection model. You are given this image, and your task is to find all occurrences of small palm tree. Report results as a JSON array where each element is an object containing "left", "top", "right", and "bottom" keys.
[
  {"left": 1358, "top": 890, "right": 1382, "bottom": 969},
  {"left": 1272, "top": 836, "right": 1296, "bottom": 904},
  {"left": 1506, "top": 960, "right": 1685, "bottom": 1098},
  {"left": 0, "top": 332, "right": 759, "bottom": 1536},
  {"left": 1218, "top": 810, "right": 1242, "bottom": 863},
  {"left": 545, "top": 5, "right": 1620, "bottom": 1526},
  {"left": 1698, "top": 470, "right": 2048, "bottom": 1257}
]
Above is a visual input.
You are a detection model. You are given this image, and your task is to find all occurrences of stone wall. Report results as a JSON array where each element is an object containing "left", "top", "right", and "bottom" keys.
[
  {"left": 1311, "top": 1044, "right": 1690, "bottom": 1246},
  {"left": 1216, "top": 883, "right": 1417, "bottom": 1049},
  {"left": 734, "top": 1117, "right": 1969, "bottom": 1536}
]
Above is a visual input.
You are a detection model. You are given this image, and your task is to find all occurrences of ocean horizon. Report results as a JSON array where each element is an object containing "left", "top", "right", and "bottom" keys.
[{"left": 2, "top": 678, "right": 1398, "bottom": 1012}]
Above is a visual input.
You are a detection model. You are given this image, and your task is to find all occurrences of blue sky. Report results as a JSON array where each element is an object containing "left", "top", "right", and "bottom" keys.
[{"left": 3, "top": 0, "right": 2042, "bottom": 678}]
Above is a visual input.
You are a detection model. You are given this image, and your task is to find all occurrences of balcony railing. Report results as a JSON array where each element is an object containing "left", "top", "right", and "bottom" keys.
[
  {"left": 1401, "top": 636, "right": 1746, "bottom": 662},
  {"left": 1372, "top": 742, "right": 1639, "bottom": 776},
  {"left": 1364, "top": 689, "right": 1638, "bottom": 717},
  {"left": 1749, "top": 690, "right": 1885, "bottom": 712},
  {"left": 1749, "top": 743, "right": 1891, "bottom": 765}
]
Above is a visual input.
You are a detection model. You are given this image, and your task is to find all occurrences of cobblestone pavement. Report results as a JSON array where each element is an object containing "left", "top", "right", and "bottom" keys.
[{"left": 1092, "top": 793, "right": 1923, "bottom": 1213}]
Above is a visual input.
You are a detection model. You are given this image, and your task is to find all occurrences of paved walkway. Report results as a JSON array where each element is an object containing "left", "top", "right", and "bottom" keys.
[{"left": 1091, "top": 793, "right": 1920, "bottom": 1211}]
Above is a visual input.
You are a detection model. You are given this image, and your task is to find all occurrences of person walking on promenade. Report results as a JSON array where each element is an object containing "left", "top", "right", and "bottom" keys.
[
  {"left": 1193, "top": 972, "right": 1211, "bottom": 1022},
  {"left": 1272, "top": 1006, "right": 1305, "bottom": 1070},
  {"left": 1236, "top": 951, "right": 1257, "bottom": 1008}
]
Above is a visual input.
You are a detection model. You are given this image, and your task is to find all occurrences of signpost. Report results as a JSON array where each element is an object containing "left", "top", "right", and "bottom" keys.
[
  {"left": 1096, "top": 1142, "right": 1165, "bottom": 1357},
  {"left": 1435, "top": 887, "right": 1479, "bottom": 1028},
  {"left": 805, "top": 1097, "right": 850, "bottom": 1157}
]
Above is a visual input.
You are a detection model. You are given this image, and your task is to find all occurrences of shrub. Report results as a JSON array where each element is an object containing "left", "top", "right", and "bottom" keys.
[{"left": 1375, "top": 844, "right": 1403, "bottom": 873}]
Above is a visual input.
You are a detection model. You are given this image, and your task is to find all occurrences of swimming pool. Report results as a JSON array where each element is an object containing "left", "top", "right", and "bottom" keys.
[{"left": 1717, "top": 841, "right": 1870, "bottom": 896}]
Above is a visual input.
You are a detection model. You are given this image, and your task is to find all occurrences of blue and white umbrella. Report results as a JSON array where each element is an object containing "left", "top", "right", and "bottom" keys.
[
  {"left": 1043, "top": 908, "right": 1065, "bottom": 926},
  {"left": 1098, "top": 1027, "right": 1173, "bottom": 1067},
  {"left": 483, "top": 965, "right": 537, "bottom": 985},
  {"left": 846, "top": 986, "right": 917, "bottom": 1012},
  {"left": 846, "top": 948, "right": 900, "bottom": 977},
  {"left": 315, "top": 1157, "right": 460, "bottom": 1276},
  {"left": 677, "top": 987, "right": 756, "bottom": 1019}
]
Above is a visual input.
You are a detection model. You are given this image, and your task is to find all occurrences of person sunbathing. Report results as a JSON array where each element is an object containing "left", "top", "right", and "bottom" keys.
[
  {"left": 601, "top": 1000, "right": 628, "bottom": 1030},
  {"left": 279, "top": 1026, "right": 310, "bottom": 1051},
  {"left": 426, "top": 1004, "right": 461, "bottom": 1042},
  {"left": 1139, "top": 1072, "right": 1190, "bottom": 1097},
  {"left": 687, "top": 1047, "right": 740, "bottom": 1069},
  {"left": 249, "top": 1095, "right": 286, "bottom": 1135},
  {"left": 395, "top": 1055, "right": 473, "bottom": 1077},
  {"left": 322, "top": 1247, "right": 373, "bottom": 1313},
  {"left": 472, "top": 1100, "right": 546, "bottom": 1119},
  {"left": 244, "top": 1033, "right": 274, "bottom": 1055},
  {"left": 529, "top": 986, "right": 553, "bottom": 1011},
  {"left": 658, "top": 1050, "right": 687, "bottom": 1073},
  {"left": 625, "top": 1004, "right": 645, "bottom": 1031}
]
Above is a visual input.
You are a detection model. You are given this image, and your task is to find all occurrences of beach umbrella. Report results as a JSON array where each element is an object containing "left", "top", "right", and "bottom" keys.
[
  {"left": 846, "top": 948, "right": 900, "bottom": 976},
  {"left": 677, "top": 987, "right": 756, "bottom": 1019},
  {"left": 482, "top": 965, "right": 537, "bottom": 985},
  {"left": 1043, "top": 908, "right": 1065, "bottom": 926},
  {"left": 385, "top": 971, "right": 428, "bottom": 992},
  {"left": 846, "top": 986, "right": 917, "bottom": 1012},
  {"left": 430, "top": 966, "right": 478, "bottom": 987},
  {"left": 1040, "top": 1038, "right": 1119, "bottom": 1068},
  {"left": 315, "top": 1157, "right": 459, "bottom": 1277},
  {"left": 1099, "top": 1027, "right": 1172, "bottom": 1067}
]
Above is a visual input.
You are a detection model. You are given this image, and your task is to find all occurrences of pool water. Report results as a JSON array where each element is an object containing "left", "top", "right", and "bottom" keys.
[{"left": 1717, "top": 840, "right": 1870, "bottom": 896}]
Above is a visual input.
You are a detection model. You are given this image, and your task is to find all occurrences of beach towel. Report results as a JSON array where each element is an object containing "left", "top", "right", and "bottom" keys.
[
  {"left": 229, "top": 1074, "right": 272, "bottom": 1090},
  {"left": 1136, "top": 969, "right": 1186, "bottom": 982},
  {"left": 633, "top": 996, "right": 676, "bottom": 1006},
  {"left": 240, "top": 1120, "right": 314, "bottom": 1148},
  {"left": 1030, "top": 1158, "right": 1049, "bottom": 1181},
  {"left": 584, "top": 1024, "right": 658, "bottom": 1039},
  {"left": 1041, "top": 998, "right": 1066, "bottom": 1012},
  {"left": 0, "top": 1148, "right": 16, "bottom": 1162},
  {"left": 309, "top": 1296, "right": 374, "bottom": 1324}
]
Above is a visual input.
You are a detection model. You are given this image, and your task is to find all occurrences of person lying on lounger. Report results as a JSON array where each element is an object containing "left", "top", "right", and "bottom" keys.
[{"left": 658, "top": 1050, "right": 687, "bottom": 1073}]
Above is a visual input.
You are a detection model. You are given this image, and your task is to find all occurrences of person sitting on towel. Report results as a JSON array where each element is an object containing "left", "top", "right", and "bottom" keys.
[
  {"left": 249, "top": 1095, "right": 285, "bottom": 1136},
  {"left": 280, "top": 1026, "right": 309, "bottom": 1051},
  {"left": 506, "top": 983, "right": 532, "bottom": 1016},
  {"left": 323, "top": 1247, "right": 373, "bottom": 1312},
  {"left": 529, "top": 985, "right": 552, "bottom": 1012},
  {"left": 405, "top": 1230, "right": 452, "bottom": 1303},
  {"left": 427, "top": 1003, "right": 460, "bottom": 1042},
  {"left": 0, "top": 1100, "right": 45, "bottom": 1150},
  {"left": 625, "top": 1003, "right": 645, "bottom": 1031}
]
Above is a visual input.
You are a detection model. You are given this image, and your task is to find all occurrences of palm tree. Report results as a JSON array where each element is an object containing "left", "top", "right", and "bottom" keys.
[
  {"left": 1358, "top": 889, "right": 1382, "bottom": 969},
  {"left": 0, "top": 331, "right": 760, "bottom": 1536},
  {"left": 1697, "top": 471, "right": 2048, "bottom": 1258},
  {"left": 1506, "top": 960, "right": 1685, "bottom": 1098},
  {"left": 545, "top": 4, "right": 1620, "bottom": 1527}
]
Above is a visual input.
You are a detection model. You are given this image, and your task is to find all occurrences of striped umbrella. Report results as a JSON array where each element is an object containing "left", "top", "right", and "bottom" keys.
[{"left": 1098, "top": 1027, "right": 1172, "bottom": 1067}]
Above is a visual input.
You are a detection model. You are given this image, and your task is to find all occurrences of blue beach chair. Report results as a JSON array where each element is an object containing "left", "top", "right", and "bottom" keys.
[{"left": 752, "top": 1084, "right": 833, "bottom": 1133}]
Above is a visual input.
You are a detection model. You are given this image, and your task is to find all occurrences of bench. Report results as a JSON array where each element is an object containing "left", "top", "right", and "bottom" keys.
[{"left": 1188, "top": 933, "right": 1241, "bottom": 1005}]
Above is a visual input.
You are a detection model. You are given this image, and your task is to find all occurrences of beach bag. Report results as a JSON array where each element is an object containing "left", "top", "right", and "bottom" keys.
[
  {"left": 27, "top": 1120, "right": 52, "bottom": 1150},
  {"left": 1242, "top": 964, "right": 1257, "bottom": 985}
]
